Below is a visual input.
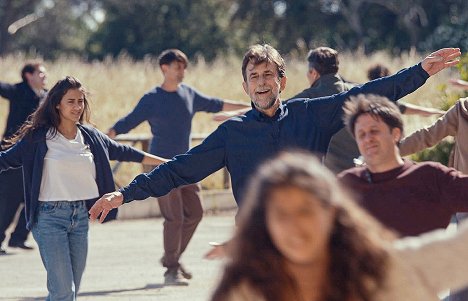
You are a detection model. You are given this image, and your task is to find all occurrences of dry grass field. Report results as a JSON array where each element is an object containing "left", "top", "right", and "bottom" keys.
[{"left": 0, "top": 51, "right": 462, "bottom": 188}]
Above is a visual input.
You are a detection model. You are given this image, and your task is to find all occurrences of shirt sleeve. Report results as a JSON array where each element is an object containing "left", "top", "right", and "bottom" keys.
[
  {"left": 0, "top": 82, "right": 16, "bottom": 100},
  {"left": 433, "top": 163, "right": 468, "bottom": 213},
  {"left": 290, "top": 87, "right": 316, "bottom": 99},
  {"left": 119, "top": 125, "right": 227, "bottom": 202},
  {"left": 306, "top": 63, "right": 429, "bottom": 136},
  {"left": 94, "top": 128, "right": 145, "bottom": 162},
  {"left": 399, "top": 101, "right": 459, "bottom": 156},
  {"left": 394, "top": 221, "right": 468, "bottom": 293},
  {"left": 0, "top": 139, "right": 25, "bottom": 171},
  {"left": 112, "top": 94, "right": 153, "bottom": 135},
  {"left": 192, "top": 87, "right": 224, "bottom": 113}
]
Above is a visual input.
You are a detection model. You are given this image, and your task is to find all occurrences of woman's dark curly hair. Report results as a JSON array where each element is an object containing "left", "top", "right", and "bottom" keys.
[{"left": 211, "top": 151, "right": 395, "bottom": 301}]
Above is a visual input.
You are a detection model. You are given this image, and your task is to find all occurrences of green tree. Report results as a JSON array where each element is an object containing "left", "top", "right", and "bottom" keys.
[
  {"left": 0, "top": 0, "right": 100, "bottom": 59},
  {"left": 0, "top": 0, "right": 36, "bottom": 55},
  {"left": 86, "top": 0, "right": 230, "bottom": 61},
  {"left": 227, "top": 0, "right": 336, "bottom": 56}
]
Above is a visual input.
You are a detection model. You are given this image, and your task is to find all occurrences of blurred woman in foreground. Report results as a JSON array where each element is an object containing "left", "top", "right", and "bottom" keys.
[{"left": 211, "top": 151, "right": 468, "bottom": 301}]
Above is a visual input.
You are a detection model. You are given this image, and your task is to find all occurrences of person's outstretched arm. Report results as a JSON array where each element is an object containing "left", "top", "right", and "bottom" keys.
[
  {"left": 394, "top": 220, "right": 468, "bottom": 294},
  {"left": 212, "top": 107, "right": 250, "bottom": 122},
  {"left": 399, "top": 100, "right": 460, "bottom": 156},
  {"left": 0, "top": 139, "right": 24, "bottom": 171},
  {"left": 308, "top": 48, "right": 461, "bottom": 137},
  {"left": 89, "top": 126, "right": 227, "bottom": 222},
  {"left": 191, "top": 87, "right": 249, "bottom": 114},
  {"left": 221, "top": 100, "right": 250, "bottom": 112},
  {"left": 0, "top": 81, "right": 16, "bottom": 100},
  {"left": 95, "top": 127, "right": 168, "bottom": 165},
  {"left": 449, "top": 79, "right": 468, "bottom": 90},
  {"left": 399, "top": 102, "right": 446, "bottom": 117},
  {"left": 108, "top": 94, "right": 153, "bottom": 138},
  {"left": 141, "top": 153, "right": 168, "bottom": 166}
]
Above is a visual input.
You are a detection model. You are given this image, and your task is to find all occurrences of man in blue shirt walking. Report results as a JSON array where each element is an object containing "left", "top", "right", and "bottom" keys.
[
  {"left": 107, "top": 49, "right": 248, "bottom": 284},
  {"left": 91, "top": 44, "right": 460, "bottom": 257}
]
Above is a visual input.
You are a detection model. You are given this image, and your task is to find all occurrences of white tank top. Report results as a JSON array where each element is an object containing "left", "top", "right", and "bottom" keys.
[{"left": 38, "top": 128, "right": 100, "bottom": 202}]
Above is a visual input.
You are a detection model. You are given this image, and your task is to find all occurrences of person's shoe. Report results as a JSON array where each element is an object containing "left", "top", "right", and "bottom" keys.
[
  {"left": 179, "top": 264, "right": 193, "bottom": 280},
  {"left": 164, "top": 268, "right": 189, "bottom": 286},
  {"left": 0, "top": 246, "right": 6, "bottom": 255},
  {"left": 8, "top": 241, "right": 34, "bottom": 250}
]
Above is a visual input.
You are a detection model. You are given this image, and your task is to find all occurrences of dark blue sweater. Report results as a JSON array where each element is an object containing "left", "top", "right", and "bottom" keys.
[
  {"left": 0, "top": 124, "right": 146, "bottom": 229},
  {"left": 120, "top": 64, "right": 429, "bottom": 207},
  {"left": 112, "top": 84, "right": 224, "bottom": 158}
]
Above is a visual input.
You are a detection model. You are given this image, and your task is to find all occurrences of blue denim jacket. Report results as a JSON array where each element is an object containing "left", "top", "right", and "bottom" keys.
[
  {"left": 0, "top": 124, "right": 146, "bottom": 229},
  {"left": 120, "top": 64, "right": 429, "bottom": 207}
]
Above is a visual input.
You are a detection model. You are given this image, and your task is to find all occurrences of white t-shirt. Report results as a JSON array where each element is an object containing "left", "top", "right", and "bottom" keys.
[{"left": 38, "top": 129, "right": 100, "bottom": 202}]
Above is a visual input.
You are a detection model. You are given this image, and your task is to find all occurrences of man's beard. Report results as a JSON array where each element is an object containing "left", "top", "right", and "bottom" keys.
[{"left": 253, "top": 96, "right": 277, "bottom": 111}]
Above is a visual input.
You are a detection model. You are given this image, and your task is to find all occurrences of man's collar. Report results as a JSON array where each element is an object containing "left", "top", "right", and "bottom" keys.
[
  {"left": 251, "top": 101, "right": 286, "bottom": 121},
  {"left": 310, "top": 73, "right": 339, "bottom": 88}
]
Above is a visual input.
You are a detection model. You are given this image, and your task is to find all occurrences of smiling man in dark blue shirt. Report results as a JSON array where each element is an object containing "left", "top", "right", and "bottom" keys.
[{"left": 90, "top": 45, "right": 460, "bottom": 230}]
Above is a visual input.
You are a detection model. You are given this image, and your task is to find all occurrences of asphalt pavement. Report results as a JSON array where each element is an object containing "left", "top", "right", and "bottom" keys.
[{"left": 0, "top": 211, "right": 236, "bottom": 301}]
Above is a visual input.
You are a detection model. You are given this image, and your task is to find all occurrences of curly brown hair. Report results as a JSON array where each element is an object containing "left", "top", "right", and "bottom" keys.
[
  {"left": 343, "top": 94, "right": 403, "bottom": 139},
  {"left": 211, "top": 151, "right": 394, "bottom": 301}
]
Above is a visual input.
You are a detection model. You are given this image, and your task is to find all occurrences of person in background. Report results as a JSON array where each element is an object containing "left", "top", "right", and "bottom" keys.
[
  {"left": 107, "top": 49, "right": 249, "bottom": 285},
  {"left": 0, "top": 62, "right": 47, "bottom": 254},
  {"left": 210, "top": 151, "right": 468, "bottom": 301},
  {"left": 339, "top": 94, "right": 468, "bottom": 237},
  {"left": 0, "top": 76, "right": 166, "bottom": 300},
  {"left": 367, "top": 64, "right": 446, "bottom": 116}
]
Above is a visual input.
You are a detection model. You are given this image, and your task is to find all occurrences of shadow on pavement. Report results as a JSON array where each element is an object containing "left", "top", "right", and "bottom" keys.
[{"left": 14, "top": 282, "right": 174, "bottom": 301}]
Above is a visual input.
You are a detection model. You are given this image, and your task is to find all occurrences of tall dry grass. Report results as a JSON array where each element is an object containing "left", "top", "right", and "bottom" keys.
[{"left": 0, "top": 51, "right": 461, "bottom": 188}]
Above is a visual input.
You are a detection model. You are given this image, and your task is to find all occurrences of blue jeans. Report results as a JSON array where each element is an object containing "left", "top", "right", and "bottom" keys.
[{"left": 32, "top": 201, "right": 89, "bottom": 301}]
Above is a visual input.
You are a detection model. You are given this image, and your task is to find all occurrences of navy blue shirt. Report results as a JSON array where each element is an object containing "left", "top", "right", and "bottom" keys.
[
  {"left": 112, "top": 84, "right": 224, "bottom": 158},
  {"left": 0, "top": 81, "right": 45, "bottom": 144},
  {"left": 120, "top": 64, "right": 429, "bottom": 207},
  {"left": 0, "top": 125, "right": 147, "bottom": 229}
]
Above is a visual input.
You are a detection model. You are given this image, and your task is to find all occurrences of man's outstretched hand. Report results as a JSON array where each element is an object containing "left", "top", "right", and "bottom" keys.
[
  {"left": 89, "top": 191, "right": 124, "bottom": 223},
  {"left": 421, "top": 48, "right": 461, "bottom": 76}
]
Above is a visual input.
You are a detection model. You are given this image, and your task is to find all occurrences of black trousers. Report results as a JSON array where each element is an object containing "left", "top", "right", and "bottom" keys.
[{"left": 0, "top": 168, "right": 29, "bottom": 245}]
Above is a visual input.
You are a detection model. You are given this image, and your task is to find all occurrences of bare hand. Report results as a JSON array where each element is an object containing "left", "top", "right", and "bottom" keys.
[
  {"left": 204, "top": 242, "right": 227, "bottom": 260},
  {"left": 212, "top": 112, "right": 234, "bottom": 122},
  {"left": 419, "top": 108, "right": 446, "bottom": 117},
  {"left": 421, "top": 48, "right": 461, "bottom": 76},
  {"left": 89, "top": 191, "right": 124, "bottom": 223},
  {"left": 449, "top": 79, "right": 468, "bottom": 90},
  {"left": 106, "top": 128, "right": 117, "bottom": 139},
  {"left": 212, "top": 108, "right": 249, "bottom": 122}
]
